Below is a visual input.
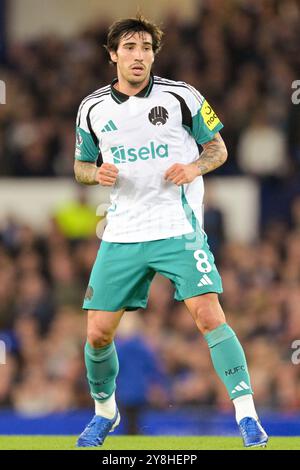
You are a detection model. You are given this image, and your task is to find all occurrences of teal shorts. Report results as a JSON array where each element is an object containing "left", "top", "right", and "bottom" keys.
[{"left": 83, "top": 231, "right": 223, "bottom": 311}]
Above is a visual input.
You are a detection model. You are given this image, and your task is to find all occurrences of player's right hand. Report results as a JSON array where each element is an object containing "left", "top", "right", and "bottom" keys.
[{"left": 96, "top": 163, "right": 119, "bottom": 186}]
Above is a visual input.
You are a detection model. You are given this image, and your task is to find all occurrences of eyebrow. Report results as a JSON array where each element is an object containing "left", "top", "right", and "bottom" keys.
[{"left": 122, "top": 41, "right": 153, "bottom": 46}]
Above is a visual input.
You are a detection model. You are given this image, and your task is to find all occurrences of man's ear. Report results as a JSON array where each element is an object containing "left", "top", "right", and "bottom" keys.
[{"left": 110, "top": 51, "right": 118, "bottom": 64}]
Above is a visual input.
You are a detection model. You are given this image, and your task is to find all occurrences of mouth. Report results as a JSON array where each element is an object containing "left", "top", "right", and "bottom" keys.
[{"left": 131, "top": 65, "right": 145, "bottom": 75}]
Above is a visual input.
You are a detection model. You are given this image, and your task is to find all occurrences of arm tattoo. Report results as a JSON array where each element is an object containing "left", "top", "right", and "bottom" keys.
[
  {"left": 74, "top": 160, "right": 98, "bottom": 185},
  {"left": 195, "top": 133, "right": 228, "bottom": 176}
]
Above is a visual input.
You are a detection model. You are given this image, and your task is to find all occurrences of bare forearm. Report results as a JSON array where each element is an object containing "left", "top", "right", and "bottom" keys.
[
  {"left": 74, "top": 160, "right": 98, "bottom": 185},
  {"left": 195, "top": 133, "right": 228, "bottom": 176}
]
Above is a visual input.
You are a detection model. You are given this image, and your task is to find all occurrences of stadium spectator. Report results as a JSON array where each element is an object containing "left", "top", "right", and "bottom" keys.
[
  {"left": 0, "top": 216, "right": 299, "bottom": 420},
  {"left": 0, "top": 0, "right": 300, "bottom": 431},
  {"left": 0, "top": 0, "right": 298, "bottom": 187}
]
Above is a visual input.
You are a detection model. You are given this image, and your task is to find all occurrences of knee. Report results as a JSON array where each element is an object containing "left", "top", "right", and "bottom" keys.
[
  {"left": 87, "top": 325, "right": 115, "bottom": 348},
  {"left": 195, "top": 309, "right": 223, "bottom": 335},
  {"left": 193, "top": 296, "right": 226, "bottom": 335}
]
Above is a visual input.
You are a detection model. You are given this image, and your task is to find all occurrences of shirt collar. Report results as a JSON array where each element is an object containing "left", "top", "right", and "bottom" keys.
[{"left": 111, "top": 73, "right": 154, "bottom": 104}]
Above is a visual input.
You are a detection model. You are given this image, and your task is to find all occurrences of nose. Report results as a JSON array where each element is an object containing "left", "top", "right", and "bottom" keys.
[{"left": 134, "top": 48, "right": 144, "bottom": 61}]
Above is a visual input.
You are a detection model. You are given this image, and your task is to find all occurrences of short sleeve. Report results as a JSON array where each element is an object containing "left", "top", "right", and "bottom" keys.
[
  {"left": 182, "top": 85, "right": 224, "bottom": 144},
  {"left": 74, "top": 100, "right": 99, "bottom": 162}
]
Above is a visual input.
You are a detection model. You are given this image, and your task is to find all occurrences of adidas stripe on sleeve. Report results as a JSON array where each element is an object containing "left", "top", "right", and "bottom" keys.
[
  {"left": 75, "top": 100, "right": 99, "bottom": 163},
  {"left": 75, "top": 87, "right": 110, "bottom": 163}
]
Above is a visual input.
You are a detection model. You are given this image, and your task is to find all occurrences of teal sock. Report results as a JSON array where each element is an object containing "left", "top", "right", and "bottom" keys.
[
  {"left": 204, "top": 323, "right": 253, "bottom": 400},
  {"left": 84, "top": 341, "right": 119, "bottom": 402}
]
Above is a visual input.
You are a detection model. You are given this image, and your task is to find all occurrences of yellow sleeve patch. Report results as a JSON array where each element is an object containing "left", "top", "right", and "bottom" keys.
[{"left": 200, "top": 100, "right": 221, "bottom": 131}]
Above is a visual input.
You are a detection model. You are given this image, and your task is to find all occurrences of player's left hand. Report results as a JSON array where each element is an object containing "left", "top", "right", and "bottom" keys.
[{"left": 164, "top": 163, "right": 201, "bottom": 186}]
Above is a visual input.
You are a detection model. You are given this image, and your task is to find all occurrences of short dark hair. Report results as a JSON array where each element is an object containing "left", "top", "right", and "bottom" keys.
[{"left": 104, "top": 14, "right": 163, "bottom": 59}]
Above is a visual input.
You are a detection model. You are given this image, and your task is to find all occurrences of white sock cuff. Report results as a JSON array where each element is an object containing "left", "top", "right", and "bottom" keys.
[
  {"left": 233, "top": 393, "right": 258, "bottom": 423},
  {"left": 95, "top": 391, "right": 116, "bottom": 419}
]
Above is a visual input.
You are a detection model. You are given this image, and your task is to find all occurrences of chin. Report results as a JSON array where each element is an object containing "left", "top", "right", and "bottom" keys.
[
  {"left": 128, "top": 73, "right": 148, "bottom": 84},
  {"left": 128, "top": 78, "right": 145, "bottom": 86}
]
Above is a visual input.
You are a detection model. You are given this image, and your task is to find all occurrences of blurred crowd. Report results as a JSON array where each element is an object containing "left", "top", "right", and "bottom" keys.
[
  {"left": 1, "top": 197, "right": 300, "bottom": 421},
  {"left": 1, "top": 0, "right": 300, "bottom": 430},
  {"left": 0, "top": 0, "right": 299, "bottom": 184}
]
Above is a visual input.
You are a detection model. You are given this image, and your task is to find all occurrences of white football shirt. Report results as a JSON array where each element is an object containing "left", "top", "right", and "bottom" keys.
[{"left": 75, "top": 75, "right": 223, "bottom": 242}]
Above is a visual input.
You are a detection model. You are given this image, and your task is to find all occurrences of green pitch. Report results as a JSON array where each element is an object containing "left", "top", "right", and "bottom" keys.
[{"left": 0, "top": 436, "right": 299, "bottom": 450}]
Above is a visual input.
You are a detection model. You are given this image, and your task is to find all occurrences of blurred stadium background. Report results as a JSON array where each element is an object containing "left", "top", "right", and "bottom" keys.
[{"left": 1, "top": 0, "right": 300, "bottom": 438}]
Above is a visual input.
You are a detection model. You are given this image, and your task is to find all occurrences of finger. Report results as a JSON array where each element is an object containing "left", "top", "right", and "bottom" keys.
[
  {"left": 101, "top": 164, "right": 119, "bottom": 175},
  {"left": 100, "top": 181, "right": 116, "bottom": 187},
  {"left": 165, "top": 169, "right": 178, "bottom": 179},
  {"left": 166, "top": 170, "right": 185, "bottom": 182},
  {"left": 165, "top": 169, "right": 181, "bottom": 181},
  {"left": 101, "top": 181, "right": 115, "bottom": 186},
  {"left": 107, "top": 166, "right": 119, "bottom": 174},
  {"left": 165, "top": 164, "right": 179, "bottom": 179},
  {"left": 105, "top": 163, "right": 119, "bottom": 173},
  {"left": 100, "top": 169, "right": 118, "bottom": 177},
  {"left": 171, "top": 176, "right": 186, "bottom": 185},
  {"left": 100, "top": 176, "right": 116, "bottom": 183},
  {"left": 99, "top": 176, "right": 116, "bottom": 185}
]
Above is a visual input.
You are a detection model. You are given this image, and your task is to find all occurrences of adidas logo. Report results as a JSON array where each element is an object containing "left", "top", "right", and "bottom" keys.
[
  {"left": 197, "top": 274, "right": 213, "bottom": 287},
  {"left": 231, "top": 381, "right": 250, "bottom": 394},
  {"left": 92, "top": 392, "right": 109, "bottom": 400},
  {"left": 101, "top": 120, "right": 117, "bottom": 132}
]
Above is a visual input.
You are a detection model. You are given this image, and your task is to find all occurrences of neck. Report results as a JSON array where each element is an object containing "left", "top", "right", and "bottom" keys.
[{"left": 115, "top": 73, "right": 150, "bottom": 96}]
